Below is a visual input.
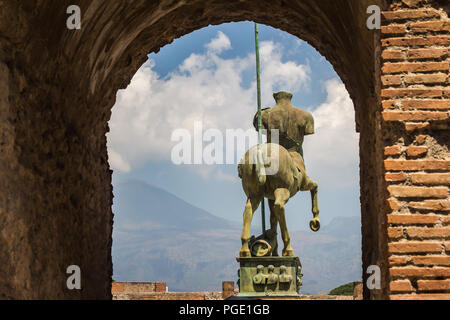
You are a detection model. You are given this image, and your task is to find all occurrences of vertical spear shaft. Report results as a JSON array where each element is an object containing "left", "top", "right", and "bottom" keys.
[{"left": 254, "top": 23, "right": 266, "bottom": 233}]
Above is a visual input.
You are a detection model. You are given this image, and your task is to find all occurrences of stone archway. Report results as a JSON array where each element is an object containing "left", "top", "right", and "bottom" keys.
[{"left": 2, "top": 0, "right": 447, "bottom": 300}]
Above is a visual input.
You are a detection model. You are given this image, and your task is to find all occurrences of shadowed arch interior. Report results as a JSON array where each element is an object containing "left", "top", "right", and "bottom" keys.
[{"left": 0, "top": 0, "right": 389, "bottom": 299}]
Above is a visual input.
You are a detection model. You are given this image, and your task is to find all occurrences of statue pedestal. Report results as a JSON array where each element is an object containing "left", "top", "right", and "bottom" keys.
[{"left": 236, "top": 256, "right": 303, "bottom": 298}]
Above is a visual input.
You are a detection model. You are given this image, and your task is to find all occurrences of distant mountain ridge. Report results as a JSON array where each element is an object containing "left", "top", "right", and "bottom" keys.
[{"left": 112, "top": 179, "right": 362, "bottom": 294}]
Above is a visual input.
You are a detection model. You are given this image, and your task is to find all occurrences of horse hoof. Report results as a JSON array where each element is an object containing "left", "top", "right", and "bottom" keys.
[
  {"left": 310, "top": 218, "right": 320, "bottom": 232},
  {"left": 282, "top": 249, "right": 294, "bottom": 257},
  {"left": 240, "top": 249, "right": 251, "bottom": 257}
]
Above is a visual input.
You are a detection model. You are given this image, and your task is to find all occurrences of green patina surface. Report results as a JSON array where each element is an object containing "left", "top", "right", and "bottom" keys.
[{"left": 236, "top": 256, "right": 303, "bottom": 297}]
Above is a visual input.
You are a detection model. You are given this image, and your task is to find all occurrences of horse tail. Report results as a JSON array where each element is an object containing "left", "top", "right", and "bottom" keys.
[{"left": 255, "top": 145, "right": 267, "bottom": 185}]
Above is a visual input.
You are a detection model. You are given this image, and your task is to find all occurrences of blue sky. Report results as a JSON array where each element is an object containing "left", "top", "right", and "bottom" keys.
[{"left": 107, "top": 22, "right": 361, "bottom": 230}]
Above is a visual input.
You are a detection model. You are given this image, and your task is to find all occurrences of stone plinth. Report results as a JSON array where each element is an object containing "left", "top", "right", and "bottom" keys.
[{"left": 237, "top": 256, "right": 302, "bottom": 298}]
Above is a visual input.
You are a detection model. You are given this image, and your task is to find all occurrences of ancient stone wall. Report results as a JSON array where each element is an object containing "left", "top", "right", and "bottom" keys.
[
  {"left": 381, "top": 2, "right": 450, "bottom": 299},
  {"left": 0, "top": 0, "right": 448, "bottom": 300}
]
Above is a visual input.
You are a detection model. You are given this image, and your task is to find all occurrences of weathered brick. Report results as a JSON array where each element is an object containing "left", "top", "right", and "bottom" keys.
[
  {"left": 390, "top": 279, "right": 413, "bottom": 292},
  {"left": 390, "top": 293, "right": 450, "bottom": 300},
  {"left": 388, "top": 227, "right": 404, "bottom": 239},
  {"left": 387, "top": 214, "right": 439, "bottom": 225},
  {"left": 390, "top": 255, "right": 409, "bottom": 266},
  {"left": 381, "top": 10, "right": 440, "bottom": 21},
  {"left": 446, "top": 242, "right": 450, "bottom": 252},
  {"left": 381, "top": 24, "right": 407, "bottom": 34},
  {"left": 405, "top": 122, "right": 430, "bottom": 132},
  {"left": 443, "top": 216, "right": 450, "bottom": 225},
  {"left": 406, "top": 146, "right": 428, "bottom": 157},
  {"left": 409, "top": 200, "right": 450, "bottom": 211},
  {"left": 387, "top": 198, "right": 402, "bottom": 210},
  {"left": 389, "top": 241, "right": 442, "bottom": 253},
  {"left": 410, "top": 173, "right": 450, "bottom": 185},
  {"left": 402, "top": 100, "right": 450, "bottom": 110},
  {"left": 383, "top": 111, "right": 447, "bottom": 121},
  {"left": 444, "top": 89, "right": 450, "bottom": 98},
  {"left": 385, "top": 145, "right": 402, "bottom": 156},
  {"left": 404, "top": 73, "right": 447, "bottom": 85},
  {"left": 408, "top": 48, "right": 448, "bottom": 60},
  {"left": 411, "top": 21, "right": 450, "bottom": 33},
  {"left": 412, "top": 255, "right": 450, "bottom": 266},
  {"left": 382, "top": 100, "right": 397, "bottom": 109},
  {"left": 415, "top": 135, "right": 427, "bottom": 144},
  {"left": 382, "top": 62, "right": 449, "bottom": 74},
  {"left": 387, "top": 185, "right": 448, "bottom": 198},
  {"left": 386, "top": 172, "right": 407, "bottom": 182},
  {"left": 382, "top": 75, "right": 402, "bottom": 86},
  {"left": 383, "top": 50, "right": 406, "bottom": 61},
  {"left": 406, "top": 226, "right": 450, "bottom": 238},
  {"left": 390, "top": 266, "right": 450, "bottom": 277},
  {"left": 382, "top": 36, "right": 450, "bottom": 47},
  {"left": 384, "top": 160, "right": 450, "bottom": 171},
  {"left": 381, "top": 88, "right": 443, "bottom": 98},
  {"left": 417, "top": 279, "right": 450, "bottom": 291}
]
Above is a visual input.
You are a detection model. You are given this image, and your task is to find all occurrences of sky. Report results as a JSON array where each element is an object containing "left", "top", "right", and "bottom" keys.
[{"left": 106, "top": 22, "right": 361, "bottom": 231}]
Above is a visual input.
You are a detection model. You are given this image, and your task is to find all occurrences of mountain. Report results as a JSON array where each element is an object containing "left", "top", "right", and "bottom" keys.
[{"left": 112, "top": 180, "right": 362, "bottom": 294}]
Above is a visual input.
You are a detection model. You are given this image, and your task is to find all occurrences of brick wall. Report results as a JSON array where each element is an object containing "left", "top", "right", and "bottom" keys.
[{"left": 381, "top": 3, "right": 450, "bottom": 300}]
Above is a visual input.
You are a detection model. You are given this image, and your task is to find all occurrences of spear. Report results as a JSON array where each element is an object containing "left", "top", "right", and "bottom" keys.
[{"left": 254, "top": 23, "right": 266, "bottom": 233}]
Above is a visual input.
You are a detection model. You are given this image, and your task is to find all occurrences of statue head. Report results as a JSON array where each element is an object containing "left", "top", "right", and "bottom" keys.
[{"left": 273, "top": 91, "right": 293, "bottom": 103}]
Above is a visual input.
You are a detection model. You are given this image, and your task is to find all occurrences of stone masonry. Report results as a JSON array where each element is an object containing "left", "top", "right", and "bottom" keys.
[
  {"left": 381, "top": 2, "right": 450, "bottom": 299},
  {"left": 0, "top": 0, "right": 448, "bottom": 300}
]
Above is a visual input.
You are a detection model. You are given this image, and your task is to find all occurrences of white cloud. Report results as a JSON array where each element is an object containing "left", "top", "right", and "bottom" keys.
[
  {"left": 205, "top": 31, "right": 231, "bottom": 53},
  {"left": 303, "top": 79, "right": 359, "bottom": 187},
  {"left": 107, "top": 31, "right": 311, "bottom": 180}
]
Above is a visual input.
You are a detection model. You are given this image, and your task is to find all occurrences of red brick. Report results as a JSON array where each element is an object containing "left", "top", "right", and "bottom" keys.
[
  {"left": 382, "top": 100, "right": 398, "bottom": 109},
  {"left": 410, "top": 173, "right": 450, "bottom": 185},
  {"left": 406, "top": 226, "right": 450, "bottom": 239},
  {"left": 384, "top": 160, "right": 450, "bottom": 171},
  {"left": 409, "top": 200, "right": 450, "bottom": 211},
  {"left": 382, "top": 62, "right": 449, "bottom": 74},
  {"left": 387, "top": 198, "right": 402, "bottom": 210},
  {"left": 389, "top": 256, "right": 409, "bottom": 266},
  {"left": 389, "top": 241, "right": 442, "bottom": 253},
  {"left": 415, "top": 135, "right": 427, "bottom": 144},
  {"left": 381, "top": 25, "right": 407, "bottom": 34},
  {"left": 390, "top": 266, "right": 450, "bottom": 277},
  {"left": 382, "top": 36, "right": 450, "bottom": 47},
  {"left": 386, "top": 172, "right": 407, "bottom": 182},
  {"left": 387, "top": 185, "right": 448, "bottom": 198},
  {"left": 417, "top": 279, "right": 450, "bottom": 291},
  {"left": 405, "top": 122, "right": 430, "bottom": 132},
  {"left": 411, "top": 21, "right": 450, "bottom": 33},
  {"left": 382, "top": 50, "right": 406, "bottom": 61},
  {"left": 390, "top": 279, "right": 413, "bottom": 292},
  {"left": 408, "top": 48, "right": 448, "bottom": 60},
  {"left": 381, "top": 89, "right": 443, "bottom": 98},
  {"left": 412, "top": 255, "right": 450, "bottom": 266},
  {"left": 404, "top": 74, "right": 447, "bottom": 85},
  {"left": 385, "top": 145, "right": 402, "bottom": 156},
  {"left": 111, "top": 282, "right": 125, "bottom": 293},
  {"left": 383, "top": 111, "right": 447, "bottom": 121},
  {"left": 390, "top": 293, "right": 450, "bottom": 300},
  {"left": 402, "top": 100, "right": 450, "bottom": 110},
  {"left": 388, "top": 227, "right": 404, "bottom": 239},
  {"left": 382, "top": 75, "right": 402, "bottom": 86},
  {"left": 382, "top": 10, "right": 440, "bottom": 21},
  {"left": 406, "top": 146, "right": 428, "bottom": 157},
  {"left": 387, "top": 214, "right": 439, "bottom": 225}
]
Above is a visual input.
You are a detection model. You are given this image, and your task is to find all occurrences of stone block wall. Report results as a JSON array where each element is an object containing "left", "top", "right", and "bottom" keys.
[{"left": 381, "top": 3, "right": 450, "bottom": 299}]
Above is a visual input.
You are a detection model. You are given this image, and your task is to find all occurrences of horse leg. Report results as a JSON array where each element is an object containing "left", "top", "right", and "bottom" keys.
[
  {"left": 240, "top": 196, "right": 261, "bottom": 257},
  {"left": 273, "top": 188, "right": 293, "bottom": 257},
  {"left": 301, "top": 177, "right": 320, "bottom": 232},
  {"left": 268, "top": 199, "right": 278, "bottom": 256}
]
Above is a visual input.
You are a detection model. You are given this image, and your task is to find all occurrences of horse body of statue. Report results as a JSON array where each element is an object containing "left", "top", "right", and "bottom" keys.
[{"left": 238, "top": 143, "right": 319, "bottom": 258}]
